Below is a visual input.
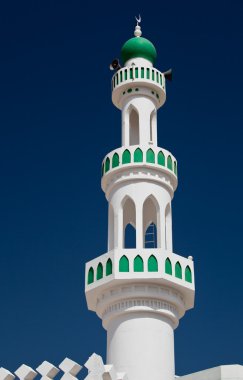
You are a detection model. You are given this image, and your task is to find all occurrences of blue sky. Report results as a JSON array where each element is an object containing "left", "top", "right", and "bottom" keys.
[{"left": 0, "top": 0, "right": 243, "bottom": 376}]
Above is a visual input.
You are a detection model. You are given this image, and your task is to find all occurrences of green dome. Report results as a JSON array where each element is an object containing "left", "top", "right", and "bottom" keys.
[{"left": 121, "top": 36, "right": 157, "bottom": 64}]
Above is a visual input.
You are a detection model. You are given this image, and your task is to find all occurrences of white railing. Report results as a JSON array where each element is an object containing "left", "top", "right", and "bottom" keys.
[{"left": 112, "top": 66, "right": 165, "bottom": 91}]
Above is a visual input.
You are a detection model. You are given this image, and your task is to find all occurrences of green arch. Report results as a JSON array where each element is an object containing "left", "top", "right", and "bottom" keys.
[
  {"left": 146, "top": 148, "right": 155, "bottom": 163},
  {"left": 174, "top": 161, "right": 177, "bottom": 175},
  {"left": 134, "top": 148, "right": 143, "bottom": 162},
  {"left": 185, "top": 266, "right": 192, "bottom": 283},
  {"left": 96, "top": 263, "right": 103, "bottom": 280},
  {"left": 119, "top": 255, "right": 129, "bottom": 272},
  {"left": 148, "top": 255, "right": 158, "bottom": 272},
  {"left": 122, "top": 149, "right": 131, "bottom": 164},
  {"left": 87, "top": 267, "right": 94, "bottom": 284},
  {"left": 175, "top": 261, "right": 182, "bottom": 279},
  {"left": 165, "top": 258, "right": 172, "bottom": 275},
  {"left": 167, "top": 155, "right": 173, "bottom": 170},
  {"left": 106, "top": 258, "right": 112, "bottom": 276},
  {"left": 112, "top": 153, "right": 119, "bottom": 168},
  {"left": 105, "top": 157, "right": 110, "bottom": 173},
  {"left": 158, "top": 151, "right": 165, "bottom": 166},
  {"left": 134, "top": 255, "right": 144, "bottom": 272}
]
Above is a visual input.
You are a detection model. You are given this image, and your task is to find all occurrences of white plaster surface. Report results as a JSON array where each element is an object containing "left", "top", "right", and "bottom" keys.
[{"left": 179, "top": 365, "right": 243, "bottom": 380}]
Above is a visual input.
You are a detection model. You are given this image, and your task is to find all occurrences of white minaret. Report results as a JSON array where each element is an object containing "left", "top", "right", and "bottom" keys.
[{"left": 85, "top": 19, "right": 195, "bottom": 380}]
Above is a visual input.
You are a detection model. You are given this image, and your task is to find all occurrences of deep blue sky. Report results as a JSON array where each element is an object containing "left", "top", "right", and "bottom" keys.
[{"left": 0, "top": 0, "right": 243, "bottom": 376}]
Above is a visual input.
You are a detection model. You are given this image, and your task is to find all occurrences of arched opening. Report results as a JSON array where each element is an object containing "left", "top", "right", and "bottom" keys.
[
  {"left": 185, "top": 266, "right": 192, "bottom": 283},
  {"left": 129, "top": 108, "right": 139, "bottom": 145},
  {"left": 106, "top": 258, "right": 112, "bottom": 276},
  {"left": 143, "top": 196, "right": 159, "bottom": 248},
  {"left": 122, "top": 149, "right": 131, "bottom": 164},
  {"left": 87, "top": 267, "right": 94, "bottom": 284},
  {"left": 167, "top": 155, "right": 172, "bottom": 170},
  {"left": 96, "top": 263, "right": 103, "bottom": 280},
  {"left": 105, "top": 157, "right": 110, "bottom": 173},
  {"left": 158, "top": 151, "right": 165, "bottom": 166},
  {"left": 112, "top": 153, "right": 119, "bottom": 168},
  {"left": 165, "top": 258, "right": 172, "bottom": 275},
  {"left": 175, "top": 261, "right": 182, "bottom": 279},
  {"left": 134, "top": 255, "right": 144, "bottom": 272},
  {"left": 119, "top": 255, "right": 129, "bottom": 272},
  {"left": 148, "top": 255, "right": 158, "bottom": 272},
  {"left": 146, "top": 148, "right": 155, "bottom": 163},
  {"left": 123, "top": 197, "right": 136, "bottom": 248},
  {"left": 134, "top": 147, "right": 143, "bottom": 162}
]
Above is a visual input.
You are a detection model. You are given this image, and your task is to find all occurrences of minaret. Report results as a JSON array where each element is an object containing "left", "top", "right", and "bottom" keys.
[{"left": 85, "top": 20, "right": 195, "bottom": 380}]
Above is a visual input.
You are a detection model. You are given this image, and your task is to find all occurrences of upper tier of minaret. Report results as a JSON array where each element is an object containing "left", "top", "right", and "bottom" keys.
[{"left": 112, "top": 23, "right": 166, "bottom": 111}]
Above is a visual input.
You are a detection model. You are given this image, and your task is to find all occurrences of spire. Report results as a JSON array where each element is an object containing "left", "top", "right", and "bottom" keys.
[{"left": 134, "top": 15, "right": 142, "bottom": 37}]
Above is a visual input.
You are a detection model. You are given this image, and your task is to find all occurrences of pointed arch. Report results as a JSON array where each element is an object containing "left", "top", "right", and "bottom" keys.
[
  {"left": 105, "top": 157, "right": 110, "bottom": 173},
  {"left": 143, "top": 195, "right": 160, "bottom": 248},
  {"left": 106, "top": 258, "right": 112, "bottom": 276},
  {"left": 134, "top": 147, "right": 143, "bottom": 162},
  {"left": 175, "top": 261, "right": 182, "bottom": 279},
  {"left": 158, "top": 151, "right": 165, "bottom": 166},
  {"left": 129, "top": 107, "right": 139, "bottom": 145},
  {"left": 119, "top": 255, "right": 129, "bottom": 272},
  {"left": 167, "top": 155, "right": 172, "bottom": 170},
  {"left": 185, "top": 266, "right": 192, "bottom": 283},
  {"left": 134, "top": 255, "right": 144, "bottom": 272},
  {"left": 122, "top": 196, "right": 136, "bottom": 248},
  {"left": 146, "top": 148, "right": 155, "bottom": 163},
  {"left": 122, "top": 149, "right": 131, "bottom": 164},
  {"left": 148, "top": 255, "right": 158, "bottom": 272},
  {"left": 165, "top": 258, "right": 172, "bottom": 275},
  {"left": 87, "top": 267, "right": 94, "bottom": 284},
  {"left": 112, "top": 153, "right": 119, "bottom": 168},
  {"left": 96, "top": 263, "right": 103, "bottom": 280}
]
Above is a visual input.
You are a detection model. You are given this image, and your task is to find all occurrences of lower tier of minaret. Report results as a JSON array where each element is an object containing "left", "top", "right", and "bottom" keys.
[{"left": 106, "top": 310, "right": 175, "bottom": 380}]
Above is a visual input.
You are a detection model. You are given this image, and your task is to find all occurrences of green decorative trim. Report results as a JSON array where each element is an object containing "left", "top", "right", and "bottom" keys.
[
  {"left": 185, "top": 266, "right": 192, "bottom": 283},
  {"left": 101, "top": 163, "right": 104, "bottom": 177},
  {"left": 134, "top": 255, "right": 144, "bottom": 272},
  {"left": 148, "top": 255, "right": 158, "bottom": 272},
  {"left": 134, "top": 148, "right": 143, "bottom": 162},
  {"left": 167, "top": 155, "right": 173, "bottom": 170},
  {"left": 122, "top": 149, "right": 131, "bottom": 164},
  {"left": 112, "top": 153, "right": 119, "bottom": 168},
  {"left": 106, "top": 258, "right": 112, "bottom": 276},
  {"left": 165, "top": 258, "right": 172, "bottom": 275},
  {"left": 146, "top": 148, "right": 155, "bottom": 163},
  {"left": 119, "top": 255, "right": 129, "bottom": 272},
  {"left": 127, "top": 88, "right": 132, "bottom": 93},
  {"left": 174, "top": 161, "right": 177, "bottom": 176},
  {"left": 175, "top": 261, "right": 182, "bottom": 279},
  {"left": 96, "top": 263, "right": 103, "bottom": 280},
  {"left": 105, "top": 157, "right": 110, "bottom": 173},
  {"left": 141, "top": 67, "right": 144, "bottom": 78},
  {"left": 158, "top": 151, "right": 165, "bottom": 166},
  {"left": 87, "top": 267, "right": 94, "bottom": 284}
]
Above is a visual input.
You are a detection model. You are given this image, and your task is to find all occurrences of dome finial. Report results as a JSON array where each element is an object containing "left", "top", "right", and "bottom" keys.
[{"left": 134, "top": 15, "right": 142, "bottom": 37}]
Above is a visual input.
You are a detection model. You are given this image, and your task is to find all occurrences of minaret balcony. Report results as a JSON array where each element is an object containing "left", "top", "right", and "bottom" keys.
[
  {"left": 112, "top": 66, "right": 166, "bottom": 109},
  {"left": 85, "top": 248, "right": 195, "bottom": 320},
  {"left": 101, "top": 145, "right": 178, "bottom": 196}
]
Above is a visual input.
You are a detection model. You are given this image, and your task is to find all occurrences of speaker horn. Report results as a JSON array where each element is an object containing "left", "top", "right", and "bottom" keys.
[
  {"left": 163, "top": 68, "right": 172, "bottom": 81},
  {"left": 109, "top": 59, "right": 121, "bottom": 71}
]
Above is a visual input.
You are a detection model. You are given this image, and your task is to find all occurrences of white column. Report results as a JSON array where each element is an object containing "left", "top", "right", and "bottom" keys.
[{"left": 107, "top": 312, "right": 175, "bottom": 380}]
